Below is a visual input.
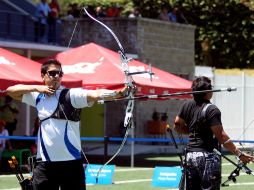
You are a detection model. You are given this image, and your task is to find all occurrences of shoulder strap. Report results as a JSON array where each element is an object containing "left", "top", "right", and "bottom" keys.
[
  {"left": 201, "top": 103, "right": 212, "bottom": 119},
  {"left": 191, "top": 103, "right": 212, "bottom": 132},
  {"left": 39, "top": 88, "right": 81, "bottom": 123},
  {"left": 39, "top": 89, "right": 67, "bottom": 123},
  {"left": 59, "top": 88, "right": 69, "bottom": 105}
]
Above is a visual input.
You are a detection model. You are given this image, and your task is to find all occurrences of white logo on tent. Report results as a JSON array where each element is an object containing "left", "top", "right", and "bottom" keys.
[
  {"left": 62, "top": 57, "right": 103, "bottom": 74},
  {"left": 0, "top": 56, "right": 16, "bottom": 65},
  {"left": 62, "top": 62, "right": 102, "bottom": 74}
]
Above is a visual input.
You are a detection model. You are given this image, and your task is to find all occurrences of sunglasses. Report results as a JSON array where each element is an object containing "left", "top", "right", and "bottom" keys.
[{"left": 46, "top": 70, "right": 63, "bottom": 78}]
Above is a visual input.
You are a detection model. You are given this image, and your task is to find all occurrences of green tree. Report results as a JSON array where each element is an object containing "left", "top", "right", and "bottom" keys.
[
  {"left": 173, "top": 0, "right": 254, "bottom": 68},
  {"left": 131, "top": 0, "right": 170, "bottom": 18},
  {"left": 132, "top": 0, "right": 254, "bottom": 68}
]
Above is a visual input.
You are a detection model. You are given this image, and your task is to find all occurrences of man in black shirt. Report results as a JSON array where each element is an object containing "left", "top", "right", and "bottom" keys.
[{"left": 174, "top": 76, "right": 253, "bottom": 190}]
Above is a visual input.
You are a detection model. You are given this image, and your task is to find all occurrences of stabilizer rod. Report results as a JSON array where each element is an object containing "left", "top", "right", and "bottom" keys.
[{"left": 98, "top": 87, "right": 237, "bottom": 103}]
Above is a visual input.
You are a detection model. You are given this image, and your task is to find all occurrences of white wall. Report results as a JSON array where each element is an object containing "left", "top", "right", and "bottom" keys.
[{"left": 213, "top": 72, "right": 254, "bottom": 141}]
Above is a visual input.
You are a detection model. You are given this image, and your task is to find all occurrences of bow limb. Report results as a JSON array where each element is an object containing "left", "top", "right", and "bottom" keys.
[{"left": 83, "top": 8, "right": 125, "bottom": 54}]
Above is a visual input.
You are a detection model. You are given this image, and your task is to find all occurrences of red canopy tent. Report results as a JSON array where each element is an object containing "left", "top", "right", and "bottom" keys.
[
  {"left": 0, "top": 47, "right": 82, "bottom": 95},
  {"left": 39, "top": 43, "right": 192, "bottom": 99}
]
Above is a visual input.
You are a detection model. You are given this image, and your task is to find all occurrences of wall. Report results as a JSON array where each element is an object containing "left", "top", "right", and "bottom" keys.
[
  {"left": 62, "top": 17, "right": 195, "bottom": 78},
  {"left": 136, "top": 18, "right": 195, "bottom": 78},
  {"left": 213, "top": 71, "right": 254, "bottom": 141}
]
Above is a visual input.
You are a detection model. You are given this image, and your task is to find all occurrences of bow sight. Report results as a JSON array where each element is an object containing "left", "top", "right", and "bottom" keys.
[{"left": 119, "top": 51, "right": 154, "bottom": 82}]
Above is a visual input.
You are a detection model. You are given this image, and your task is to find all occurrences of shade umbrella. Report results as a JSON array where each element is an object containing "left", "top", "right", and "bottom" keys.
[{"left": 39, "top": 43, "right": 192, "bottom": 99}]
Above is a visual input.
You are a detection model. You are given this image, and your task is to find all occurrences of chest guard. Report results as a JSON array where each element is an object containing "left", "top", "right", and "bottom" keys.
[{"left": 36, "top": 89, "right": 81, "bottom": 122}]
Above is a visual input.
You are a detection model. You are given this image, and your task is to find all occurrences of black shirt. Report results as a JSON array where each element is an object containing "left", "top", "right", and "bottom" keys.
[{"left": 178, "top": 99, "right": 222, "bottom": 152}]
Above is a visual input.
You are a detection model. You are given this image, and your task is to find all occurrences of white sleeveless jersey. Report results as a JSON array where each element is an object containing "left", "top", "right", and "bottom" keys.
[{"left": 22, "top": 86, "right": 92, "bottom": 162}]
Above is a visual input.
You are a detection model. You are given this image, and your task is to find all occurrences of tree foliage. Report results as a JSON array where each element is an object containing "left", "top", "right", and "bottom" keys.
[
  {"left": 175, "top": 0, "right": 254, "bottom": 68},
  {"left": 131, "top": 0, "right": 254, "bottom": 68},
  {"left": 130, "top": 0, "right": 170, "bottom": 18}
]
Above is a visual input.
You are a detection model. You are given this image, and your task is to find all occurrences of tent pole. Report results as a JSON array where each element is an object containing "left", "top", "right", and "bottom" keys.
[
  {"left": 25, "top": 105, "right": 30, "bottom": 136},
  {"left": 24, "top": 49, "right": 31, "bottom": 136}
]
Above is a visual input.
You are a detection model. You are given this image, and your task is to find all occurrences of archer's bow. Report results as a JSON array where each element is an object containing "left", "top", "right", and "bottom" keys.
[{"left": 83, "top": 7, "right": 142, "bottom": 182}]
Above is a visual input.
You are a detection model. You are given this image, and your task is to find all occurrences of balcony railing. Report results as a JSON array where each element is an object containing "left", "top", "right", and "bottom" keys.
[{"left": 0, "top": 10, "right": 62, "bottom": 45}]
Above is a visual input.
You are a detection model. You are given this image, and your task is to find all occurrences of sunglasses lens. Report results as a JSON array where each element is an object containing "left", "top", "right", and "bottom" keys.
[{"left": 47, "top": 71, "right": 63, "bottom": 77}]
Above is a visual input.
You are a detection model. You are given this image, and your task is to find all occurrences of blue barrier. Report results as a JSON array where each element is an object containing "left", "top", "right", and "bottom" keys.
[
  {"left": 0, "top": 136, "right": 37, "bottom": 140},
  {"left": 80, "top": 137, "right": 104, "bottom": 141},
  {"left": 1, "top": 136, "right": 254, "bottom": 144},
  {"left": 0, "top": 135, "right": 188, "bottom": 143},
  {"left": 109, "top": 137, "right": 189, "bottom": 143}
]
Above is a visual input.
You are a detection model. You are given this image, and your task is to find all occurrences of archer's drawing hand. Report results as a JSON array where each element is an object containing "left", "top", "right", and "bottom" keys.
[{"left": 37, "top": 85, "right": 56, "bottom": 96}]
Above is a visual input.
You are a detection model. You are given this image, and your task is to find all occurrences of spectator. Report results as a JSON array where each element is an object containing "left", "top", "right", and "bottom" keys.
[
  {"left": 168, "top": 7, "right": 188, "bottom": 24},
  {"left": 158, "top": 6, "right": 169, "bottom": 21},
  {"left": 107, "top": 4, "right": 123, "bottom": 17},
  {"left": 71, "top": 3, "right": 81, "bottom": 18},
  {"left": 176, "top": 8, "right": 188, "bottom": 24},
  {"left": 48, "top": 0, "right": 60, "bottom": 44},
  {"left": 34, "top": 0, "right": 51, "bottom": 43},
  {"left": 168, "top": 7, "right": 178, "bottom": 22},
  {"left": 65, "top": 3, "right": 81, "bottom": 20},
  {"left": 0, "top": 119, "right": 12, "bottom": 169},
  {"left": 65, "top": 4, "right": 75, "bottom": 20},
  {"left": 96, "top": 6, "right": 106, "bottom": 18},
  {"left": 128, "top": 7, "right": 142, "bottom": 18},
  {"left": 0, "top": 96, "right": 19, "bottom": 136}
]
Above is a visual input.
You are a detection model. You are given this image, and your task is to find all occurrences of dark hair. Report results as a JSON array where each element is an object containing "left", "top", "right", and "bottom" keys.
[
  {"left": 41, "top": 59, "right": 62, "bottom": 74},
  {"left": 192, "top": 76, "right": 212, "bottom": 101}
]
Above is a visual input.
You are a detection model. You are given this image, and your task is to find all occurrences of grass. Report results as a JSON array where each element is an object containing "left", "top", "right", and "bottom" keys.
[{"left": 0, "top": 154, "right": 254, "bottom": 190}]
